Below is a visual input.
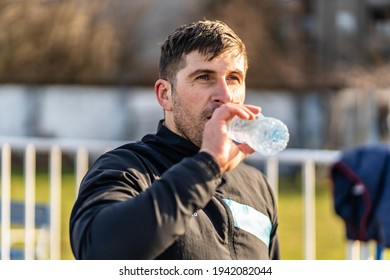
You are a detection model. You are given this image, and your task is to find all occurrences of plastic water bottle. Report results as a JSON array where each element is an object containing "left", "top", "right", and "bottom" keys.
[{"left": 227, "top": 114, "right": 290, "bottom": 156}]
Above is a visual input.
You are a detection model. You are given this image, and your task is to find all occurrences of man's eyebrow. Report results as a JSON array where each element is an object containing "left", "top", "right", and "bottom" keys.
[
  {"left": 230, "top": 70, "right": 245, "bottom": 77},
  {"left": 187, "top": 69, "right": 216, "bottom": 78},
  {"left": 187, "top": 68, "right": 245, "bottom": 78}
]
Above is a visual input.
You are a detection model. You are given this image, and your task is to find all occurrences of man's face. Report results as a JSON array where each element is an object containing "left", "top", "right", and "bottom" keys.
[{"left": 166, "top": 50, "right": 246, "bottom": 147}]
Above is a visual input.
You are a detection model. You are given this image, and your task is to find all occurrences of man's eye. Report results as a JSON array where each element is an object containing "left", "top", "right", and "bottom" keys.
[
  {"left": 196, "top": 75, "right": 210, "bottom": 80},
  {"left": 228, "top": 76, "right": 240, "bottom": 82}
]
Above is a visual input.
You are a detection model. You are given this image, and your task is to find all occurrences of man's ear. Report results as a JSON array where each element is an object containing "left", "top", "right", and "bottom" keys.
[{"left": 154, "top": 79, "right": 172, "bottom": 111}]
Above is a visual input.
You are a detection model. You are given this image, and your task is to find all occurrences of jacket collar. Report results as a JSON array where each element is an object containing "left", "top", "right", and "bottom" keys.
[{"left": 141, "top": 120, "right": 200, "bottom": 161}]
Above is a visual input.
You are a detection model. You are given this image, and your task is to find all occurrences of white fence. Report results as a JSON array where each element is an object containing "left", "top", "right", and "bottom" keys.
[
  {"left": 0, "top": 136, "right": 375, "bottom": 260},
  {"left": 0, "top": 137, "right": 126, "bottom": 260}
]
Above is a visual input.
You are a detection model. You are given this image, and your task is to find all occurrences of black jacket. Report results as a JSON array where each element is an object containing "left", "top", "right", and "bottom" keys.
[{"left": 70, "top": 122, "right": 279, "bottom": 259}]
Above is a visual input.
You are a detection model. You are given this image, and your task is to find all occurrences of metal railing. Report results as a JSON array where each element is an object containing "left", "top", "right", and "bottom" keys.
[
  {"left": 250, "top": 149, "right": 340, "bottom": 260},
  {"left": 0, "top": 137, "right": 125, "bottom": 260},
  {"left": 0, "top": 136, "right": 372, "bottom": 260}
]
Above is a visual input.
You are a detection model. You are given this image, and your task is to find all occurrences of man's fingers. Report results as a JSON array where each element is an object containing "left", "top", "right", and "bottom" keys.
[
  {"left": 236, "top": 143, "right": 255, "bottom": 157},
  {"left": 211, "top": 103, "right": 262, "bottom": 122}
]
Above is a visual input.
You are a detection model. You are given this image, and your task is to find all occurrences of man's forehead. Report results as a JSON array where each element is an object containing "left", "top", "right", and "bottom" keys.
[{"left": 183, "top": 50, "right": 246, "bottom": 71}]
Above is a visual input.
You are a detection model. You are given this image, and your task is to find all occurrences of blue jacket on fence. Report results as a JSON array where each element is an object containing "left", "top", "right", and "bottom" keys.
[{"left": 330, "top": 144, "right": 390, "bottom": 248}]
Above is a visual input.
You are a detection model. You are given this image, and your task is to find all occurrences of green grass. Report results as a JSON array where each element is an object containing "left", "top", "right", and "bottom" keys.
[
  {"left": 1, "top": 168, "right": 388, "bottom": 260},
  {"left": 277, "top": 172, "right": 346, "bottom": 259}
]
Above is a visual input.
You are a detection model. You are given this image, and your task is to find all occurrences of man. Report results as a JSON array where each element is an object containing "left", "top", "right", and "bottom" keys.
[{"left": 70, "top": 19, "right": 279, "bottom": 260}]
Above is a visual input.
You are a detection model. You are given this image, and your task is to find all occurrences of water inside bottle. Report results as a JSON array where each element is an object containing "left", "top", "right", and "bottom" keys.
[
  {"left": 246, "top": 117, "right": 289, "bottom": 155},
  {"left": 227, "top": 114, "right": 289, "bottom": 156}
]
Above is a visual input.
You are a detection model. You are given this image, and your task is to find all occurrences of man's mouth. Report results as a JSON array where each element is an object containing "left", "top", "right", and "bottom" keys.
[{"left": 205, "top": 106, "right": 220, "bottom": 120}]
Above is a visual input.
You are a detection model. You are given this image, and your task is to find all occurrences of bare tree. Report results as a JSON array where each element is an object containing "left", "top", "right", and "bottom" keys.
[{"left": 0, "top": 0, "right": 147, "bottom": 84}]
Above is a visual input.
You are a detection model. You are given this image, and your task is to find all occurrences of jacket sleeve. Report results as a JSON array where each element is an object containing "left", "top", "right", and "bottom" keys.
[
  {"left": 269, "top": 219, "right": 280, "bottom": 260},
  {"left": 69, "top": 150, "right": 221, "bottom": 259},
  {"left": 264, "top": 174, "right": 280, "bottom": 260}
]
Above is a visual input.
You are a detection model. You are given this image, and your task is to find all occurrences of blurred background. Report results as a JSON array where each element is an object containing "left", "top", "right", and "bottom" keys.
[
  {"left": 1, "top": 0, "right": 390, "bottom": 260},
  {"left": 1, "top": 0, "right": 390, "bottom": 148}
]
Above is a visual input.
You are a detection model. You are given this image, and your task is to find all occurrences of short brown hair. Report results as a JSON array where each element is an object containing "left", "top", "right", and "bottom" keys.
[{"left": 159, "top": 20, "right": 247, "bottom": 83}]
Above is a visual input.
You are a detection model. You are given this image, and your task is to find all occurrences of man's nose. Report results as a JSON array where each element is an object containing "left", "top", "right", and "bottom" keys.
[{"left": 212, "top": 79, "right": 233, "bottom": 104}]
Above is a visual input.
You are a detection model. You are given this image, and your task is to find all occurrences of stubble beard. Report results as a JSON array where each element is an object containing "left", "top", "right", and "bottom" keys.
[
  {"left": 172, "top": 100, "right": 204, "bottom": 147},
  {"left": 171, "top": 88, "right": 215, "bottom": 148}
]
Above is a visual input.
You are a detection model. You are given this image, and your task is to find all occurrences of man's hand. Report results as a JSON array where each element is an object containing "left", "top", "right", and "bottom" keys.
[{"left": 200, "top": 103, "right": 261, "bottom": 173}]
